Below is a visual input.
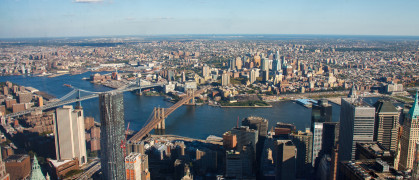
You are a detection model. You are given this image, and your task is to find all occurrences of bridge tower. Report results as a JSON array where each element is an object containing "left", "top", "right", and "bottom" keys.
[
  {"left": 76, "top": 89, "right": 82, "bottom": 108},
  {"left": 136, "top": 79, "right": 142, "bottom": 95},
  {"left": 154, "top": 107, "right": 165, "bottom": 130},
  {"left": 186, "top": 89, "right": 195, "bottom": 105}
]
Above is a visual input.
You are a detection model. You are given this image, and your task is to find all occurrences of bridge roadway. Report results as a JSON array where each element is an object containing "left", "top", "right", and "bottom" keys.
[
  {"left": 4, "top": 83, "right": 163, "bottom": 118},
  {"left": 129, "top": 87, "right": 208, "bottom": 143}
]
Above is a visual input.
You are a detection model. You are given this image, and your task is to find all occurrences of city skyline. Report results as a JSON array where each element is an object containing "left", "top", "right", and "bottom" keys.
[{"left": 1, "top": 0, "right": 419, "bottom": 38}]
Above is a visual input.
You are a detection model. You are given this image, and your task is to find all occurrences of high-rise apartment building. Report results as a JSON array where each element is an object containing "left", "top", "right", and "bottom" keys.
[
  {"left": 338, "top": 97, "right": 375, "bottom": 161},
  {"left": 202, "top": 65, "right": 210, "bottom": 79},
  {"left": 397, "top": 92, "right": 419, "bottom": 170},
  {"left": 373, "top": 100, "right": 399, "bottom": 152},
  {"left": 54, "top": 105, "right": 87, "bottom": 165},
  {"left": 221, "top": 72, "right": 230, "bottom": 86},
  {"left": 250, "top": 69, "right": 257, "bottom": 84},
  {"left": 99, "top": 92, "right": 126, "bottom": 180}
]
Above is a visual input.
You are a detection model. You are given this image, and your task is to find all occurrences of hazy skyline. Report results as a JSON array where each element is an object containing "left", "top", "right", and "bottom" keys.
[{"left": 1, "top": 0, "right": 419, "bottom": 38}]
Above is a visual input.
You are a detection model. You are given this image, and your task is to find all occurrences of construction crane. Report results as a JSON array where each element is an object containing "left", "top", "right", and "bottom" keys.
[{"left": 120, "top": 122, "right": 130, "bottom": 157}]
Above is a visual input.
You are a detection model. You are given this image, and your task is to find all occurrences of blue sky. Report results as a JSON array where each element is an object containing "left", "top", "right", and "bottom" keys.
[{"left": 1, "top": 0, "right": 418, "bottom": 38}]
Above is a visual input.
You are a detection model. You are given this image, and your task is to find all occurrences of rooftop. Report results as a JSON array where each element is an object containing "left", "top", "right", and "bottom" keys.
[{"left": 4, "top": 154, "right": 29, "bottom": 163}]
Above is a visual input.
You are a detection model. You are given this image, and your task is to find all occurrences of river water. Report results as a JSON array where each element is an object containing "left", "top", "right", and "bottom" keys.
[{"left": 0, "top": 72, "right": 341, "bottom": 139}]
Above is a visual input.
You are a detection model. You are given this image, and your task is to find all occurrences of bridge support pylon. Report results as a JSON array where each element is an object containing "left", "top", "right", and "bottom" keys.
[
  {"left": 186, "top": 89, "right": 195, "bottom": 105},
  {"left": 154, "top": 107, "right": 165, "bottom": 130}
]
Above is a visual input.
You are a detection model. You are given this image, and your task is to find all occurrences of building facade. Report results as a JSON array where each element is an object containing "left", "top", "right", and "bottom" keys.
[
  {"left": 397, "top": 92, "right": 419, "bottom": 170},
  {"left": 54, "top": 105, "right": 87, "bottom": 165},
  {"left": 373, "top": 100, "right": 399, "bottom": 152},
  {"left": 338, "top": 97, "right": 375, "bottom": 161},
  {"left": 99, "top": 92, "right": 126, "bottom": 180}
]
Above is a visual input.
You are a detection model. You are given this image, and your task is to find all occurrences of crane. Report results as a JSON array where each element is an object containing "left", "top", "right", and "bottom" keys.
[{"left": 120, "top": 122, "right": 130, "bottom": 157}]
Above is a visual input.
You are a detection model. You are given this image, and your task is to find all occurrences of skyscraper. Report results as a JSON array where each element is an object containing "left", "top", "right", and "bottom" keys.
[
  {"left": 99, "top": 92, "right": 126, "bottom": 180},
  {"left": 338, "top": 96, "right": 375, "bottom": 161},
  {"left": 321, "top": 122, "right": 339, "bottom": 155},
  {"left": 261, "top": 58, "right": 269, "bottom": 71},
  {"left": 311, "top": 99, "right": 332, "bottom": 124},
  {"left": 273, "top": 51, "right": 282, "bottom": 72},
  {"left": 311, "top": 100, "right": 332, "bottom": 166},
  {"left": 398, "top": 92, "right": 419, "bottom": 170},
  {"left": 311, "top": 122, "right": 323, "bottom": 167},
  {"left": 373, "top": 100, "right": 399, "bottom": 152},
  {"left": 412, "top": 142, "right": 419, "bottom": 180},
  {"left": 54, "top": 105, "right": 87, "bottom": 165}
]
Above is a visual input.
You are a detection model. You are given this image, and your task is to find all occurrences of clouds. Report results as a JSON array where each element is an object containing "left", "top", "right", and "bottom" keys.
[{"left": 73, "top": 0, "right": 103, "bottom": 3}]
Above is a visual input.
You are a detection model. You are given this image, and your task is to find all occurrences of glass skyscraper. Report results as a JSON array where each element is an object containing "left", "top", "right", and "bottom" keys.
[{"left": 99, "top": 92, "right": 126, "bottom": 180}]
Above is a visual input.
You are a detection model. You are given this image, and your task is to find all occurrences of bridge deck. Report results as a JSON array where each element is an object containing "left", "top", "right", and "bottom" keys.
[
  {"left": 4, "top": 84, "right": 163, "bottom": 118},
  {"left": 129, "top": 87, "right": 208, "bottom": 143}
]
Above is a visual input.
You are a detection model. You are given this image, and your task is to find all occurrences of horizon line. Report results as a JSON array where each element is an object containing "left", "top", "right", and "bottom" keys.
[{"left": 2, "top": 33, "right": 419, "bottom": 40}]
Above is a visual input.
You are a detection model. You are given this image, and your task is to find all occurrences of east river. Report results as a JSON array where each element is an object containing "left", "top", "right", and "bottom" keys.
[{"left": 0, "top": 72, "right": 341, "bottom": 139}]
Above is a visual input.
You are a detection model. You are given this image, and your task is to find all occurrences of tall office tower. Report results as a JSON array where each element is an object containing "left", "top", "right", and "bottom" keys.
[
  {"left": 311, "top": 100, "right": 332, "bottom": 166},
  {"left": 262, "top": 70, "right": 269, "bottom": 82},
  {"left": 0, "top": 150, "right": 10, "bottom": 180},
  {"left": 54, "top": 105, "right": 87, "bottom": 165},
  {"left": 311, "top": 99, "right": 332, "bottom": 124},
  {"left": 254, "top": 55, "right": 261, "bottom": 67},
  {"left": 242, "top": 116, "right": 268, "bottom": 138},
  {"left": 373, "top": 100, "right": 399, "bottom": 152},
  {"left": 275, "top": 140, "right": 296, "bottom": 180},
  {"left": 321, "top": 122, "right": 339, "bottom": 155},
  {"left": 412, "top": 142, "right": 419, "bottom": 180},
  {"left": 311, "top": 122, "right": 323, "bottom": 167},
  {"left": 261, "top": 58, "right": 269, "bottom": 71},
  {"left": 273, "top": 59, "right": 282, "bottom": 73},
  {"left": 290, "top": 130, "right": 313, "bottom": 178},
  {"left": 125, "top": 153, "right": 142, "bottom": 180},
  {"left": 99, "top": 92, "right": 126, "bottom": 180},
  {"left": 338, "top": 96, "right": 375, "bottom": 161},
  {"left": 398, "top": 92, "right": 419, "bottom": 170},
  {"left": 235, "top": 57, "right": 242, "bottom": 70},
  {"left": 221, "top": 72, "right": 230, "bottom": 86},
  {"left": 250, "top": 69, "right": 257, "bottom": 84},
  {"left": 229, "top": 59, "right": 236, "bottom": 70},
  {"left": 202, "top": 65, "right": 210, "bottom": 79},
  {"left": 230, "top": 126, "right": 258, "bottom": 151}
]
